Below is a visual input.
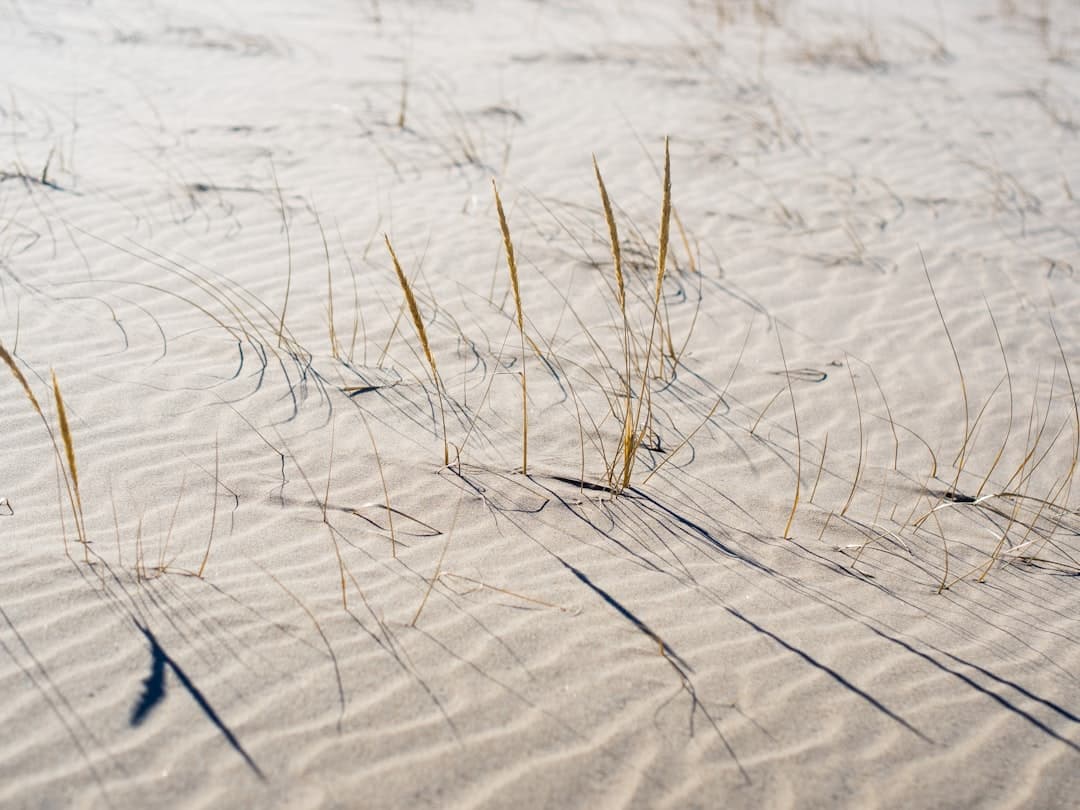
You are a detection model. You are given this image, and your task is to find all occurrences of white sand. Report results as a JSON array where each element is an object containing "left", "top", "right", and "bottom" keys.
[{"left": 2, "top": 0, "right": 1079, "bottom": 807}]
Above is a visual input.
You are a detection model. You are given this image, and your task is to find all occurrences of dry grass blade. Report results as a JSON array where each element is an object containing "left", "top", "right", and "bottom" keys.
[
  {"left": 411, "top": 492, "right": 463, "bottom": 627},
  {"left": 656, "top": 137, "right": 672, "bottom": 308},
  {"left": 275, "top": 427, "right": 349, "bottom": 608},
  {"left": 593, "top": 155, "right": 634, "bottom": 487},
  {"left": 197, "top": 436, "right": 220, "bottom": 578},
  {"left": 777, "top": 326, "right": 801, "bottom": 539},
  {"left": 358, "top": 410, "right": 396, "bottom": 557},
  {"left": 809, "top": 432, "right": 829, "bottom": 503},
  {"left": 271, "top": 159, "right": 293, "bottom": 348},
  {"left": 641, "top": 316, "right": 753, "bottom": 487},
  {"left": 921, "top": 248, "right": 969, "bottom": 489},
  {"left": 1050, "top": 317, "right": 1079, "bottom": 487},
  {"left": 840, "top": 359, "right": 864, "bottom": 517},
  {"left": 492, "top": 179, "right": 528, "bottom": 474},
  {"left": 323, "top": 416, "right": 336, "bottom": 524},
  {"left": 1, "top": 347, "right": 78, "bottom": 554},
  {"left": 314, "top": 207, "right": 340, "bottom": 360},
  {"left": 593, "top": 157, "right": 624, "bottom": 308},
  {"left": 975, "top": 299, "right": 1014, "bottom": 497},
  {"left": 439, "top": 572, "right": 572, "bottom": 612},
  {"left": 1, "top": 343, "right": 43, "bottom": 417},
  {"left": 865, "top": 363, "right": 899, "bottom": 470},
  {"left": 385, "top": 235, "right": 449, "bottom": 467},
  {"left": 51, "top": 370, "right": 86, "bottom": 551}
]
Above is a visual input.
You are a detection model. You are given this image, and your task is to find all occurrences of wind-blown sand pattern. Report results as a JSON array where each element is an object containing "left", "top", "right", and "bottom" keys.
[{"left": 2, "top": 0, "right": 1079, "bottom": 807}]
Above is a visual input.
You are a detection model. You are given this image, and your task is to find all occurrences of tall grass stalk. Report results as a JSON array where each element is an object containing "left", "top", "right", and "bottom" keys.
[
  {"left": 385, "top": 235, "right": 450, "bottom": 467},
  {"left": 51, "top": 370, "right": 86, "bottom": 556},
  {"left": 315, "top": 208, "right": 341, "bottom": 360},
  {"left": 921, "top": 249, "right": 970, "bottom": 490},
  {"left": 621, "top": 137, "right": 671, "bottom": 491},
  {"left": 271, "top": 159, "right": 293, "bottom": 348},
  {"left": 492, "top": 179, "right": 528, "bottom": 474},
  {"left": 592, "top": 155, "right": 634, "bottom": 489}
]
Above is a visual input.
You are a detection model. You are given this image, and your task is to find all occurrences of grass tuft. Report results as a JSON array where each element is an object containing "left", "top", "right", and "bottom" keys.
[
  {"left": 1, "top": 344, "right": 84, "bottom": 557},
  {"left": 618, "top": 136, "right": 672, "bottom": 492}
]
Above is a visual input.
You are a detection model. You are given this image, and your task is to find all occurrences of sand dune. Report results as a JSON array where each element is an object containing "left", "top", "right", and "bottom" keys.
[{"left": 1, "top": 0, "right": 1079, "bottom": 807}]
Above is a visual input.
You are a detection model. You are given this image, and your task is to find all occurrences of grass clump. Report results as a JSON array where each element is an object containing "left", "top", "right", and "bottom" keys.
[
  {"left": 592, "top": 137, "right": 673, "bottom": 494},
  {"left": 1, "top": 344, "right": 86, "bottom": 556}
]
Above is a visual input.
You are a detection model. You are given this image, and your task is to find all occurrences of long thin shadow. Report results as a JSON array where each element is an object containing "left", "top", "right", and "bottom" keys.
[
  {"left": 1, "top": 603, "right": 118, "bottom": 807},
  {"left": 773, "top": 541, "right": 1080, "bottom": 751},
  {"left": 133, "top": 624, "right": 266, "bottom": 781},
  {"left": 553, "top": 553, "right": 691, "bottom": 673},
  {"left": 723, "top": 606, "right": 931, "bottom": 743},
  {"left": 863, "top": 623, "right": 1080, "bottom": 752}
]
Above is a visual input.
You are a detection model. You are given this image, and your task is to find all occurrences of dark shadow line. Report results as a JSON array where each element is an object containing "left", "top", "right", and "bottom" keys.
[
  {"left": 723, "top": 606, "right": 931, "bottom": 743},
  {"left": 553, "top": 553, "right": 692, "bottom": 673},
  {"left": 744, "top": 540, "right": 1080, "bottom": 752},
  {"left": 865, "top": 625, "right": 1080, "bottom": 752},
  {"left": 1, "top": 604, "right": 119, "bottom": 807}
]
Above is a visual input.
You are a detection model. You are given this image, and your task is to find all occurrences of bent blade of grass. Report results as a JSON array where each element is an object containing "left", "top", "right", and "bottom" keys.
[
  {"left": 1022, "top": 319, "right": 1080, "bottom": 561},
  {"left": 975, "top": 298, "right": 1014, "bottom": 497},
  {"left": 777, "top": 325, "right": 801, "bottom": 539},
  {"left": 411, "top": 492, "right": 464, "bottom": 627},
  {"left": 641, "top": 315, "right": 754, "bottom": 487},
  {"left": 809, "top": 432, "right": 829, "bottom": 503},
  {"left": 197, "top": 436, "right": 220, "bottom": 578},
  {"left": 1050, "top": 317, "right": 1079, "bottom": 495},
  {"left": 840, "top": 359, "right": 864, "bottom": 517},
  {"left": 314, "top": 207, "right": 340, "bottom": 360},
  {"left": 271, "top": 159, "right": 293, "bottom": 348},
  {"left": 358, "top": 409, "right": 396, "bottom": 557},
  {"left": 921, "top": 248, "right": 969, "bottom": 489},
  {"left": 865, "top": 363, "right": 899, "bottom": 471}
]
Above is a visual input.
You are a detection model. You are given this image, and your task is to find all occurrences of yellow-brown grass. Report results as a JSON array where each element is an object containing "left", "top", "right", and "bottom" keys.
[
  {"left": 492, "top": 180, "right": 528, "bottom": 474},
  {"left": 51, "top": 370, "right": 86, "bottom": 556},
  {"left": 1, "top": 344, "right": 84, "bottom": 555},
  {"left": 620, "top": 137, "right": 672, "bottom": 492},
  {"left": 385, "top": 235, "right": 449, "bottom": 466},
  {"left": 0, "top": 343, "right": 43, "bottom": 416},
  {"left": 592, "top": 156, "right": 635, "bottom": 489}
]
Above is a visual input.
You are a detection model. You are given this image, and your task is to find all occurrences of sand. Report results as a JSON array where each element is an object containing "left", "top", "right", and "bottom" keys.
[{"left": 2, "top": 0, "right": 1079, "bottom": 807}]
